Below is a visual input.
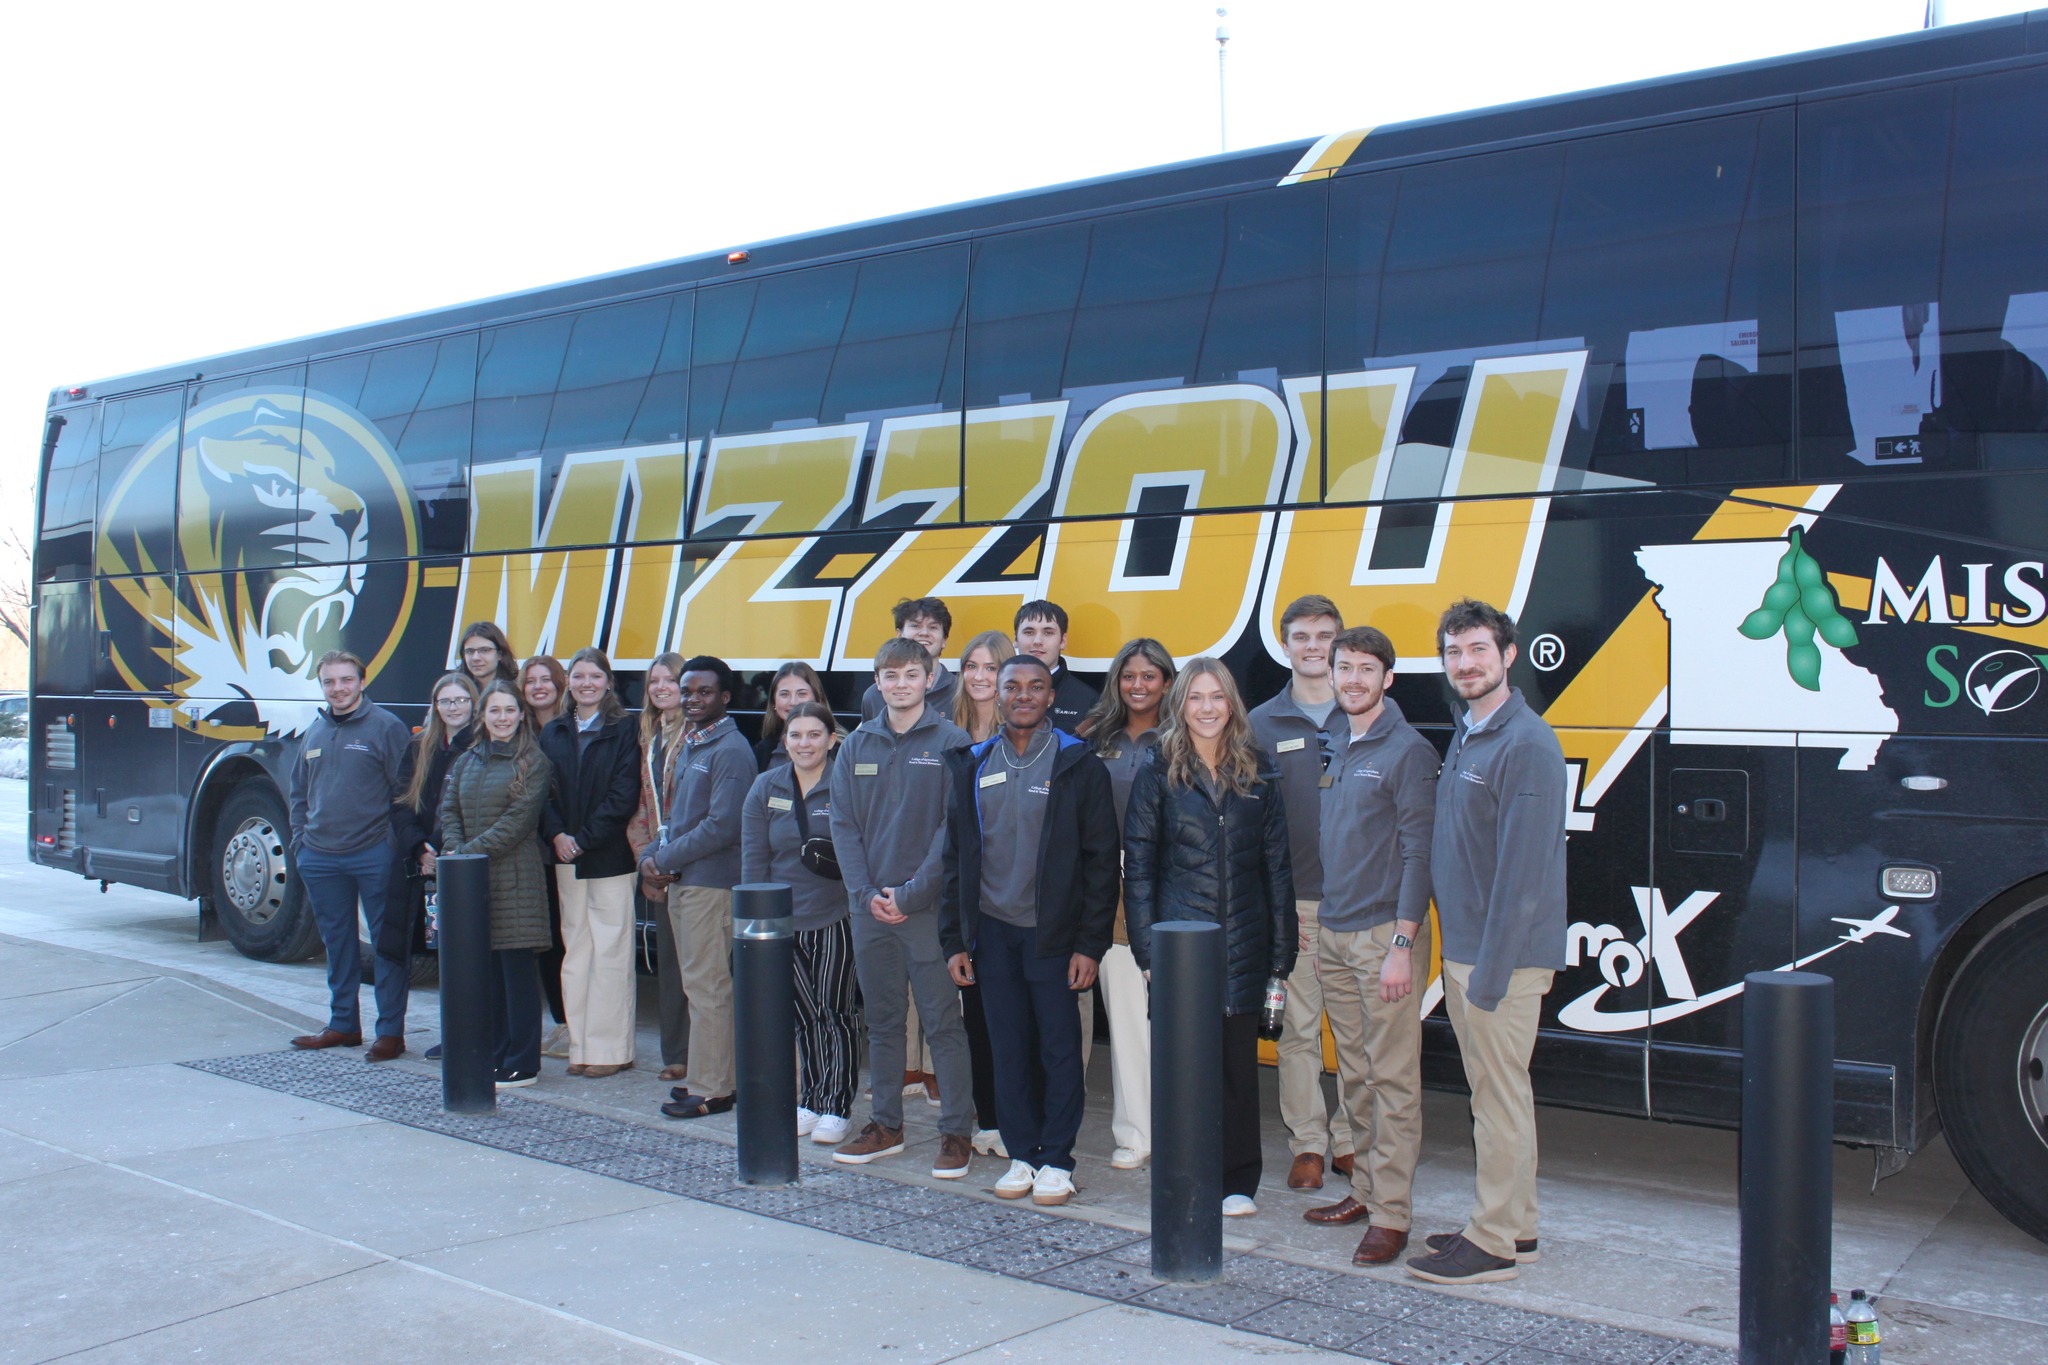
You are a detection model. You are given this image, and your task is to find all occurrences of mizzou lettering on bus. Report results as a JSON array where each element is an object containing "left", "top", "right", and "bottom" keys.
[{"left": 448, "top": 349, "right": 1591, "bottom": 672}]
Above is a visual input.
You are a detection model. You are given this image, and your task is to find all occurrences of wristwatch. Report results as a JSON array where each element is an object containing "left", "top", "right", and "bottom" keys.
[{"left": 1391, "top": 931, "right": 1414, "bottom": 950}]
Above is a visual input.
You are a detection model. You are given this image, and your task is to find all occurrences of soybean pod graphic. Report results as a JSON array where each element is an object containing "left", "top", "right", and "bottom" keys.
[{"left": 1738, "top": 528, "right": 1860, "bottom": 691}]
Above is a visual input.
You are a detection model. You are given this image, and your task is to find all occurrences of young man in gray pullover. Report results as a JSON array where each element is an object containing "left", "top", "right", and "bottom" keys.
[
  {"left": 829, "top": 638, "right": 977, "bottom": 1177},
  {"left": 1407, "top": 599, "right": 1567, "bottom": 1287},
  {"left": 287, "top": 650, "right": 414, "bottom": 1060},
  {"left": 1249, "top": 594, "right": 1355, "bottom": 1190},
  {"left": 649, "top": 656, "right": 756, "bottom": 1118},
  {"left": 1302, "top": 626, "right": 1437, "bottom": 1266}
]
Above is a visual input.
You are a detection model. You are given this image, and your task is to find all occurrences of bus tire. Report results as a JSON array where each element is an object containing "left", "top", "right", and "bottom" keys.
[
  {"left": 1934, "top": 905, "right": 2048, "bottom": 1245},
  {"left": 209, "top": 782, "right": 321, "bottom": 963}
]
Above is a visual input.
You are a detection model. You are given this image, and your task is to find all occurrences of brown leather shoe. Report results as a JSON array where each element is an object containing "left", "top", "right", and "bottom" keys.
[
  {"left": 832, "top": 1121, "right": 906, "bottom": 1164},
  {"left": 931, "top": 1132, "right": 972, "bottom": 1179},
  {"left": 1286, "top": 1152, "right": 1325, "bottom": 1190},
  {"left": 1304, "top": 1195, "right": 1370, "bottom": 1225},
  {"left": 1353, "top": 1225, "right": 1409, "bottom": 1265},
  {"left": 1331, "top": 1153, "right": 1355, "bottom": 1178},
  {"left": 364, "top": 1036, "right": 405, "bottom": 1062},
  {"left": 290, "top": 1029, "right": 362, "bottom": 1050}
]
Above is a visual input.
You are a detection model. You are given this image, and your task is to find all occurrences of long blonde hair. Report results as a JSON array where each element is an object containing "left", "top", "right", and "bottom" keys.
[
  {"left": 639, "top": 651, "right": 690, "bottom": 748},
  {"left": 952, "top": 630, "right": 1015, "bottom": 740},
  {"left": 1156, "top": 657, "right": 1263, "bottom": 797},
  {"left": 402, "top": 672, "right": 480, "bottom": 812}
]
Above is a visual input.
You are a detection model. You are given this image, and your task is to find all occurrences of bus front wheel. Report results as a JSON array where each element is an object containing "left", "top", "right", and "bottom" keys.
[
  {"left": 1934, "top": 905, "right": 2048, "bottom": 1245},
  {"left": 209, "top": 782, "right": 321, "bottom": 963}
]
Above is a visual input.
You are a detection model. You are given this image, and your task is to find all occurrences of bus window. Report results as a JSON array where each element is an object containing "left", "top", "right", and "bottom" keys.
[
  {"left": 1065, "top": 201, "right": 1226, "bottom": 394},
  {"left": 693, "top": 264, "right": 857, "bottom": 438},
  {"left": 95, "top": 388, "right": 185, "bottom": 580},
  {"left": 544, "top": 297, "right": 683, "bottom": 456},
  {"left": 1196, "top": 187, "right": 1327, "bottom": 390},
  {"left": 1798, "top": 84, "right": 1957, "bottom": 475},
  {"left": 1551, "top": 111, "right": 1794, "bottom": 488},
  {"left": 965, "top": 224, "right": 1089, "bottom": 409},
  {"left": 1938, "top": 66, "right": 2048, "bottom": 472},
  {"left": 37, "top": 404, "right": 99, "bottom": 582},
  {"left": 822, "top": 245, "right": 966, "bottom": 435},
  {"left": 309, "top": 332, "right": 476, "bottom": 557},
  {"left": 177, "top": 366, "right": 307, "bottom": 573},
  {"left": 1377, "top": 143, "right": 1564, "bottom": 360}
]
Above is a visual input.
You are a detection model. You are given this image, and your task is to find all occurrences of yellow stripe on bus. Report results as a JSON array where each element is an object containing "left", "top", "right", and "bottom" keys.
[{"left": 1278, "top": 128, "right": 1373, "bottom": 186}]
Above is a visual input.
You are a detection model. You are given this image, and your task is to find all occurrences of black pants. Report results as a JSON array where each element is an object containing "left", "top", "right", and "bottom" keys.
[
  {"left": 975, "top": 916, "right": 1086, "bottom": 1172},
  {"left": 960, "top": 981, "right": 1000, "bottom": 1131},
  {"left": 538, "top": 868, "right": 566, "bottom": 1026},
  {"left": 1222, "top": 1010, "right": 1262, "bottom": 1199},
  {"left": 793, "top": 918, "right": 860, "bottom": 1119},
  {"left": 494, "top": 949, "right": 543, "bottom": 1076}
]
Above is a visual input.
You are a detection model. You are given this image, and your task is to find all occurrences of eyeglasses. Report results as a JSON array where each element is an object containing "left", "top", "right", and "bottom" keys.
[
  {"left": 435, "top": 697, "right": 471, "bottom": 710},
  {"left": 461, "top": 645, "right": 496, "bottom": 657}
]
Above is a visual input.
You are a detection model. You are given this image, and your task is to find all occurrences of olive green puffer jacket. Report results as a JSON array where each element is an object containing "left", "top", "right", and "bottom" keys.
[{"left": 439, "top": 740, "right": 554, "bottom": 951}]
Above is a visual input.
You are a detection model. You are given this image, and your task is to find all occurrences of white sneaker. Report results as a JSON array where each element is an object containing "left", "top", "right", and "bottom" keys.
[
  {"left": 811, "top": 1115, "right": 850, "bottom": 1145},
  {"left": 1031, "top": 1165, "right": 1076, "bottom": 1206},
  {"left": 1221, "top": 1194, "right": 1259, "bottom": 1217},
  {"left": 993, "top": 1159, "right": 1038, "bottom": 1199},
  {"left": 972, "top": 1128, "right": 1009, "bottom": 1158},
  {"left": 1110, "top": 1147, "right": 1149, "bottom": 1170},
  {"left": 796, "top": 1107, "right": 819, "bottom": 1136}
]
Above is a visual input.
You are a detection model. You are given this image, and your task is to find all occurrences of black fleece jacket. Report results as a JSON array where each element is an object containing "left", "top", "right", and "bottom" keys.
[
  {"left": 939, "top": 729, "right": 1120, "bottom": 962},
  {"left": 538, "top": 713, "right": 643, "bottom": 880}
]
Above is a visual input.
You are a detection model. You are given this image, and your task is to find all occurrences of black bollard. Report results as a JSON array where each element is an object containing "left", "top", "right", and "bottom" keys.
[
  {"left": 435, "top": 853, "right": 495, "bottom": 1115},
  {"left": 1150, "top": 920, "right": 1225, "bottom": 1282},
  {"left": 733, "top": 882, "right": 799, "bottom": 1186},
  {"left": 1738, "top": 970, "right": 1834, "bottom": 1364}
]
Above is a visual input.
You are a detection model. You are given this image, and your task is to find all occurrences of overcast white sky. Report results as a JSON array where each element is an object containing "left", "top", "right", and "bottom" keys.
[{"left": 0, "top": 0, "right": 2030, "bottom": 544}]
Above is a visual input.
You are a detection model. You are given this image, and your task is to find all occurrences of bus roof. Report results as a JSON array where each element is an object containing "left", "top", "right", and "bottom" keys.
[{"left": 58, "top": 7, "right": 2048, "bottom": 404}]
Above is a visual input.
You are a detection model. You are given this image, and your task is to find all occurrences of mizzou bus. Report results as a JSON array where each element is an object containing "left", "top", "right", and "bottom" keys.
[{"left": 29, "top": 13, "right": 2048, "bottom": 1239}]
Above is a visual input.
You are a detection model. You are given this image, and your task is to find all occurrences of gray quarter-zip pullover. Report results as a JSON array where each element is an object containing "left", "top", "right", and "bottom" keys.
[
  {"left": 652, "top": 714, "right": 755, "bottom": 887},
  {"left": 1250, "top": 685, "right": 1340, "bottom": 899},
  {"left": 828, "top": 702, "right": 970, "bottom": 917},
  {"left": 1317, "top": 697, "right": 1437, "bottom": 934},
  {"left": 741, "top": 763, "right": 844, "bottom": 932},
  {"left": 1430, "top": 688, "right": 1568, "bottom": 1011},
  {"left": 289, "top": 700, "right": 411, "bottom": 857}
]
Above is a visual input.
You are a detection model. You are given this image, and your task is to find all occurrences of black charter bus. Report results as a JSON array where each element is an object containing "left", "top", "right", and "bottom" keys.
[{"left": 31, "top": 12, "right": 2048, "bottom": 1240}]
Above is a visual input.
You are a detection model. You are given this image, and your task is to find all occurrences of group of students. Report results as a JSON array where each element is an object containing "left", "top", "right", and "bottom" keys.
[{"left": 283, "top": 589, "right": 1566, "bottom": 1289}]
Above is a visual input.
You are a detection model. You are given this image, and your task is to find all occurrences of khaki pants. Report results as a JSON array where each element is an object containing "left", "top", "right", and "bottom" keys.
[
  {"left": 556, "top": 868, "right": 637, "bottom": 1066},
  {"left": 1320, "top": 918, "right": 1430, "bottom": 1230},
  {"left": 1441, "top": 959, "right": 1555, "bottom": 1261},
  {"left": 1279, "top": 899, "right": 1353, "bottom": 1158},
  {"left": 670, "top": 885, "right": 735, "bottom": 1098}
]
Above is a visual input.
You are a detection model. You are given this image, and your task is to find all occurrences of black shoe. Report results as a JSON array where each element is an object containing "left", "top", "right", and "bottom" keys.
[
  {"left": 424, "top": 1044, "right": 443, "bottom": 1060},
  {"left": 1406, "top": 1233, "right": 1518, "bottom": 1284},
  {"left": 494, "top": 1068, "right": 538, "bottom": 1089},
  {"left": 1426, "top": 1231, "right": 1540, "bottom": 1264}
]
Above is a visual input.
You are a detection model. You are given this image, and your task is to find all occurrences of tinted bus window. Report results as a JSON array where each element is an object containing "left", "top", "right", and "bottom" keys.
[
  {"left": 823, "top": 246, "right": 966, "bottom": 424},
  {"left": 37, "top": 405, "right": 100, "bottom": 582},
  {"left": 965, "top": 224, "right": 1089, "bottom": 408},
  {"left": 1066, "top": 202, "right": 1226, "bottom": 390},
  {"left": 1552, "top": 112, "right": 1794, "bottom": 487},
  {"left": 1197, "top": 188, "right": 1326, "bottom": 387},
  {"left": 476, "top": 315, "right": 573, "bottom": 463},
  {"left": 1798, "top": 84, "right": 1956, "bottom": 475},
  {"left": 96, "top": 388, "right": 185, "bottom": 579},
  {"left": 1940, "top": 66, "right": 2048, "bottom": 471},
  {"left": 693, "top": 265, "right": 857, "bottom": 437},
  {"left": 178, "top": 366, "right": 308, "bottom": 573},
  {"left": 544, "top": 297, "right": 685, "bottom": 453},
  {"left": 1378, "top": 144, "right": 1564, "bottom": 359},
  {"left": 310, "top": 332, "right": 476, "bottom": 556}
]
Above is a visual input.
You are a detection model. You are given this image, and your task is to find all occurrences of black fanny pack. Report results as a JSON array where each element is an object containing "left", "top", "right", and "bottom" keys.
[{"left": 791, "top": 779, "right": 841, "bottom": 881}]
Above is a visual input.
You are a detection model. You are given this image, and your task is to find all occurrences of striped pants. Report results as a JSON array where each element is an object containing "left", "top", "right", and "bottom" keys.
[{"left": 795, "top": 918, "right": 861, "bottom": 1120}]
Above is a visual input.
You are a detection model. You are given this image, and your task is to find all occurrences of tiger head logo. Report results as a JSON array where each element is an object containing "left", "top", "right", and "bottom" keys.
[{"left": 98, "top": 390, "right": 420, "bottom": 737}]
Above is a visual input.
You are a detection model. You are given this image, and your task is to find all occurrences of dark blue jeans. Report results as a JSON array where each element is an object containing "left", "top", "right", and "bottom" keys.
[
  {"left": 299, "top": 844, "right": 409, "bottom": 1040},
  {"left": 494, "top": 949, "right": 542, "bottom": 1076},
  {"left": 974, "top": 914, "right": 1085, "bottom": 1173}
]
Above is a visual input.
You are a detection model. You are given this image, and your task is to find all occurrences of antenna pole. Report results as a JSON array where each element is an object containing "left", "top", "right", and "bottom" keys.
[{"left": 1215, "top": 9, "right": 1229, "bottom": 153}]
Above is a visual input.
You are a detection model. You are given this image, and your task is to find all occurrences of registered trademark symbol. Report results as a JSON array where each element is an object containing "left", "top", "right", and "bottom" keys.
[{"left": 1531, "top": 633, "right": 1566, "bottom": 672}]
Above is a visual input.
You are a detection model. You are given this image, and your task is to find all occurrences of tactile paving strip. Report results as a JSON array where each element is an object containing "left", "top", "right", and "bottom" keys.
[{"left": 184, "top": 1051, "right": 1727, "bottom": 1365}]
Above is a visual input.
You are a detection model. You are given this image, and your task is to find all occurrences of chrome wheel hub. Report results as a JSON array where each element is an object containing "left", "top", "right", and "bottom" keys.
[
  {"left": 222, "top": 816, "right": 287, "bottom": 923},
  {"left": 2022, "top": 999, "right": 2048, "bottom": 1150}
]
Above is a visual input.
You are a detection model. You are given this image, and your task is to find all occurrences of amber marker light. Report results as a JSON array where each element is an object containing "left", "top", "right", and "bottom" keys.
[{"left": 727, "top": 250, "right": 750, "bottom": 264}]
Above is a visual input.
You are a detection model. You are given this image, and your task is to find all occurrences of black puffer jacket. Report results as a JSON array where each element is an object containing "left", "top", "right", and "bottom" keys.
[{"left": 1122, "top": 749, "right": 1298, "bottom": 1015}]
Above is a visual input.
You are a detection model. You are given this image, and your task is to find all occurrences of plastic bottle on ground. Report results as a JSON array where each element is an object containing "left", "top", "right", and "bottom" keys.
[
  {"left": 1829, "top": 1291, "right": 1847, "bottom": 1364},
  {"left": 1844, "top": 1288, "right": 1881, "bottom": 1364}
]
